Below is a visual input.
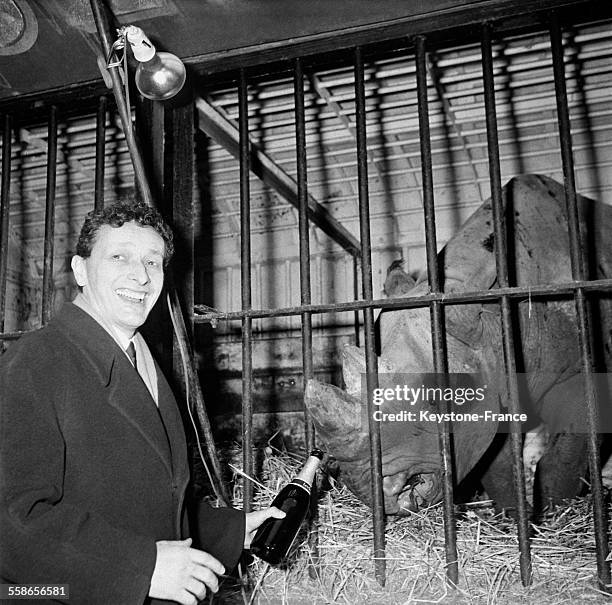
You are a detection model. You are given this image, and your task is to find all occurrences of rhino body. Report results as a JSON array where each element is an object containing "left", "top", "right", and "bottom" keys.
[{"left": 305, "top": 174, "right": 612, "bottom": 515}]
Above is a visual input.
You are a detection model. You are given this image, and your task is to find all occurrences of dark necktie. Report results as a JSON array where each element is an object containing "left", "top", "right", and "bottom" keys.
[{"left": 126, "top": 341, "right": 137, "bottom": 371}]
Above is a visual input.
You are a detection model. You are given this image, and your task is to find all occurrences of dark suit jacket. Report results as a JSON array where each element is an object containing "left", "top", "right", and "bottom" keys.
[{"left": 0, "top": 303, "right": 245, "bottom": 604}]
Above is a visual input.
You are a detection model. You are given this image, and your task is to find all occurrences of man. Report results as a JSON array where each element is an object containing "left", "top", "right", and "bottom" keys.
[{"left": 0, "top": 201, "right": 283, "bottom": 605}]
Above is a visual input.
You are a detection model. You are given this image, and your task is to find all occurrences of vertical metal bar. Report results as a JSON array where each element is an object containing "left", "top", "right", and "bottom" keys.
[
  {"left": 136, "top": 98, "right": 164, "bottom": 203},
  {"left": 294, "top": 56, "right": 321, "bottom": 574},
  {"left": 550, "top": 12, "right": 610, "bottom": 589},
  {"left": 42, "top": 106, "right": 58, "bottom": 326},
  {"left": 0, "top": 114, "right": 12, "bottom": 336},
  {"left": 353, "top": 257, "right": 361, "bottom": 347},
  {"left": 294, "top": 57, "right": 315, "bottom": 451},
  {"left": 415, "top": 35, "right": 458, "bottom": 585},
  {"left": 550, "top": 14, "right": 585, "bottom": 281},
  {"left": 481, "top": 23, "right": 532, "bottom": 585},
  {"left": 354, "top": 46, "right": 386, "bottom": 585},
  {"left": 239, "top": 69, "right": 254, "bottom": 513},
  {"left": 94, "top": 95, "right": 107, "bottom": 211},
  {"left": 167, "top": 102, "right": 195, "bottom": 336}
]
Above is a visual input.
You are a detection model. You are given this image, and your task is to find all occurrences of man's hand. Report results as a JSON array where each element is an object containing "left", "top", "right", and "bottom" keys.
[
  {"left": 244, "top": 507, "right": 286, "bottom": 548},
  {"left": 149, "top": 538, "right": 225, "bottom": 605}
]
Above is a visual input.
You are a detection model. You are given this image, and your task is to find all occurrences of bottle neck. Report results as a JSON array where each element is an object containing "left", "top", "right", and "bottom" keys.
[{"left": 292, "top": 455, "right": 321, "bottom": 489}]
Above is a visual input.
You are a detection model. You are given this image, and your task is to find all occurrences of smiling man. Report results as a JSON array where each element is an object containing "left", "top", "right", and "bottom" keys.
[
  {"left": 0, "top": 201, "right": 283, "bottom": 605},
  {"left": 70, "top": 209, "right": 169, "bottom": 408},
  {"left": 72, "top": 218, "right": 166, "bottom": 340}
]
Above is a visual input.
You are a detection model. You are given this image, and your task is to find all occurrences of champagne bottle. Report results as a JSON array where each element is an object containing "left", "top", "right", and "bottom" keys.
[{"left": 250, "top": 449, "right": 324, "bottom": 565}]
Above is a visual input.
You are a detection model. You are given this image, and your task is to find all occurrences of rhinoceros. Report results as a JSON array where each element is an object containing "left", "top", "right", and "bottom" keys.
[{"left": 305, "top": 174, "right": 612, "bottom": 516}]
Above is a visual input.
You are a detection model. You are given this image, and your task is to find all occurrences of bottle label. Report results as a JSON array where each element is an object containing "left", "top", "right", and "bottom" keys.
[{"left": 289, "top": 479, "right": 311, "bottom": 493}]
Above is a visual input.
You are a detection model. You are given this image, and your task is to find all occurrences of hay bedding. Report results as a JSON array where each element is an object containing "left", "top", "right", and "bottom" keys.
[{"left": 209, "top": 447, "right": 611, "bottom": 605}]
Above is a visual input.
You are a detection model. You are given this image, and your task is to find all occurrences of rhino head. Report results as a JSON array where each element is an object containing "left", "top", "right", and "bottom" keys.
[
  {"left": 305, "top": 377, "right": 444, "bottom": 514},
  {"left": 305, "top": 305, "right": 500, "bottom": 515}
]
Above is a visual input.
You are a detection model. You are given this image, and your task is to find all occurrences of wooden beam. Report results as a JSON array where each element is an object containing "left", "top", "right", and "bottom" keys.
[{"left": 195, "top": 96, "right": 361, "bottom": 258}]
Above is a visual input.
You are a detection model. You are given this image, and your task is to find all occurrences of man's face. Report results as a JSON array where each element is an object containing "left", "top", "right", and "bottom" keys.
[{"left": 71, "top": 221, "right": 166, "bottom": 339}]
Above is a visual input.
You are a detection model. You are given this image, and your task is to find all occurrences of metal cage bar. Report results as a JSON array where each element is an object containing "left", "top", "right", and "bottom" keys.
[
  {"left": 294, "top": 57, "right": 315, "bottom": 452},
  {"left": 195, "top": 278, "right": 612, "bottom": 323},
  {"left": 354, "top": 45, "right": 387, "bottom": 585},
  {"left": 353, "top": 257, "right": 361, "bottom": 347},
  {"left": 549, "top": 10, "right": 611, "bottom": 590},
  {"left": 415, "top": 34, "right": 459, "bottom": 586},
  {"left": 95, "top": 96, "right": 107, "bottom": 211},
  {"left": 239, "top": 68, "right": 255, "bottom": 513},
  {"left": 0, "top": 114, "right": 11, "bottom": 337},
  {"left": 481, "top": 22, "right": 533, "bottom": 585},
  {"left": 42, "top": 105, "right": 58, "bottom": 327},
  {"left": 294, "top": 55, "right": 321, "bottom": 572}
]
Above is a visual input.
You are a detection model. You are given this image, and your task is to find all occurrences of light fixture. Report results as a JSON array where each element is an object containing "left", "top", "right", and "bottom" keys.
[{"left": 106, "top": 25, "right": 186, "bottom": 101}]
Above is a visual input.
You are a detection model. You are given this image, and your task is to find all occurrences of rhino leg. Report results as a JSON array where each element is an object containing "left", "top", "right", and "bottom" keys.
[
  {"left": 475, "top": 430, "right": 588, "bottom": 518},
  {"left": 477, "top": 432, "right": 529, "bottom": 517},
  {"left": 533, "top": 432, "right": 588, "bottom": 512},
  {"left": 533, "top": 376, "right": 591, "bottom": 511}
]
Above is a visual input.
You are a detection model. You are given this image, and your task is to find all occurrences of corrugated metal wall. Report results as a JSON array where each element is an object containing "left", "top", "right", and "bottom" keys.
[
  {"left": 195, "top": 18, "right": 612, "bottom": 411},
  {"left": 2, "top": 17, "right": 611, "bottom": 359}
]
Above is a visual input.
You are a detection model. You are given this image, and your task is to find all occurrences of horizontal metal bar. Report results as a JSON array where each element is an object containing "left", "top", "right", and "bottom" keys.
[
  {"left": 0, "top": 330, "right": 30, "bottom": 341},
  {"left": 193, "top": 277, "right": 612, "bottom": 323},
  {"left": 185, "top": 0, "right": 605, "bottom": 77}
]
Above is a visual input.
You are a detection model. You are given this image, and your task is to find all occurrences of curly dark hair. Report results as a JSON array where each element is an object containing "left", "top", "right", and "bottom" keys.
[{"left": 76, "top": 200, "right": 174, "bottom": 266}]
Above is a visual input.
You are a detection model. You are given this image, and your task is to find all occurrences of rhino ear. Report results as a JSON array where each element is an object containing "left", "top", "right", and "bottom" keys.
[
  {"left": 305, "top": 379, "right": 364, "bottom": 434},
  {"left": 342, "top": 344, "right": 398, "bottom": 396},
  {"left": 342, "top": 345, "right": 365, "bottom": 397}
]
